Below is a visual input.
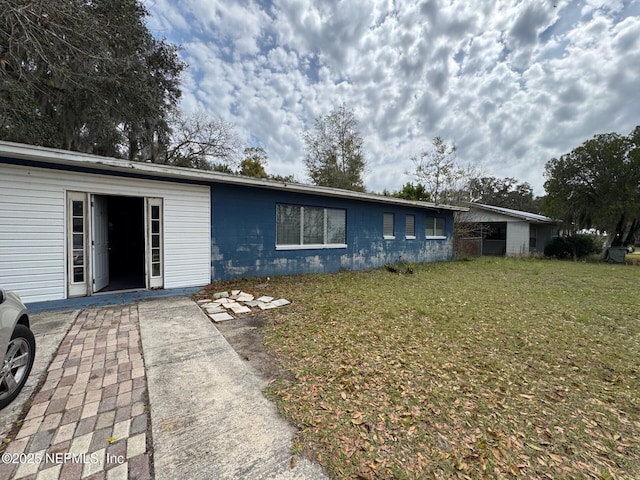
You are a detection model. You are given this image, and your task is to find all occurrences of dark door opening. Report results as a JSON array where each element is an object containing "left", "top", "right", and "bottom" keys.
[{"left": 99, "top": 196, "right": 145, "bottom": 292}]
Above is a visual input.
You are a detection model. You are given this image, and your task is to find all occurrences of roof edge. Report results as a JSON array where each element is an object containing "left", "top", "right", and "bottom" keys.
[
  {"left": 467, "top": 202, "right": 559, "bottom": 223},
  {"left": 0, "top": 141, "right": 467, "bottom": 212}
]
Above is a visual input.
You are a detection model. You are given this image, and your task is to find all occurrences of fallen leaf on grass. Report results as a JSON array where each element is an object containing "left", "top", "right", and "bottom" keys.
[{"left": 548, "top": 453, "right": 563, "bottom": 463}]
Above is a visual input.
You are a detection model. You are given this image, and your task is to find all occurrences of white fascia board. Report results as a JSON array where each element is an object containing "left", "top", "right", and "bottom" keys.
[
  {"left": 467, "top": 202, "right": 559, "bottom": 223},
  {"left": 0, "top": 141, "right": 467, "bottom": 213}
]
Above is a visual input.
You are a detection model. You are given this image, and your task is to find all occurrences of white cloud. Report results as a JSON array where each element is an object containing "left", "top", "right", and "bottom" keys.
[{"left": 143, "top": 0, "right": 640, "bottom": 196}]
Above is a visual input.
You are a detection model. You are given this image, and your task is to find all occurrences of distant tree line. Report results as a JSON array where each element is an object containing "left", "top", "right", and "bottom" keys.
[{"left": 382, "top": 137, "right": 540, "bottom": 214}]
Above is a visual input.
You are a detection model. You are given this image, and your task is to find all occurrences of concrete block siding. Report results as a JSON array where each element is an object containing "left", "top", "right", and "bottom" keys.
[
  {"left": 1, "top": 141, "right": 463, "bottom": 301},
  {"left": 210, "top": 183, "right": 454, "bottom": 280}
]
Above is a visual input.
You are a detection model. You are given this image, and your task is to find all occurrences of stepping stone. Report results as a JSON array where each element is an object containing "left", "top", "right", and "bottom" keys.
[
  {"left": 197, "top": 299, "right": 212, "bottom": 304},
  {"left": 231, "top": 290, "right": 241, "bottom": 295},
  {"left": 230, "top": 305, "right": 251, "bottom": 314},
  {"left": 244, "top": 301, "right": 260, "bottom": 307},
  {"left": 214, "top": 291, "right": 229, "bottom": 299},
  {"left": 236, "top": 293, "right": 254, "bottom": 302},
  {"left": 205, "top": 306, "right": 226, "bottom": 314},
  {"left": 271, "top": 298, "right": 290, "bottom": 307},
  {"left": 258, "top": 302, "right": 277, "bottom": 310},
  {"left": 223, "top": 301, "right": 239, "bottom": 309},
  {"left": 257, "top": 296, "right": 274, "bottom": 303},
  {"left": 214, "top": 298, "right": 231, "bottom": 304},
  {"left": 210, "top": 312, "right": 234, "bottom": 322}
]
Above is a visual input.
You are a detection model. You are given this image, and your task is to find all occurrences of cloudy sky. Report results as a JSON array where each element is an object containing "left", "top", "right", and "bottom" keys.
[{"left": 143, "top": 0, "right": 640, "bottom": 195}]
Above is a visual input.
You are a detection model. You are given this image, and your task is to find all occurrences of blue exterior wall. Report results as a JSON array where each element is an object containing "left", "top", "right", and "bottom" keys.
[{"left": 210, "top": 183, "right": 454, "bottom": 280}]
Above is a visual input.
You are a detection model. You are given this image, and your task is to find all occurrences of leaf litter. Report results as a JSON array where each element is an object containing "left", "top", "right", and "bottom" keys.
[{"left": 217, "top": 258, "right": 640, "bottom": 479}]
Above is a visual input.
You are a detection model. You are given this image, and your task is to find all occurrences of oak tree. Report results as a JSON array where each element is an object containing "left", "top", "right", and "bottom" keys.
[
  {"left": 543, "top": 127, "right": 640, "bottom": 246},
  {"left": 1, "top": 0, "right": 184, "bottom": 160}
]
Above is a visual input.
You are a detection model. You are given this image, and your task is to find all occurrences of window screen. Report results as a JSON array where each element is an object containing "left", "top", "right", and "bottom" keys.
[
  {"left": 326, "top": 209, "right": 346, "bottom": 244},
  {"left": 276, "top": 205, "right": 301, "bottom": 245},
  {"left": 406, "top": 215, "right": 415, "bottom": 237},
  {"left": 426, "top": 217, "right": 445, "bottom": 237},
  {"left": 383, "top": 213, "right": 394, "bottom": 237},
  {"left": 303, "top": 207, "right": 324, "bottom": 244},
  {"left": 277, "top": 204, "right": 346, "bottom": 247}
]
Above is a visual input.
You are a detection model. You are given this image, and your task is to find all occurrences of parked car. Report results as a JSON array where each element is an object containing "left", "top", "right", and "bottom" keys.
[{"left": 0, "top": 289, "right": 36, "bottom": 410}]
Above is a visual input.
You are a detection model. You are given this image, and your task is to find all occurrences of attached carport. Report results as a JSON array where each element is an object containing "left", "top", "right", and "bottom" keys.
[{"left": 457, "top": 203, "right": 560, "bottom": 257}]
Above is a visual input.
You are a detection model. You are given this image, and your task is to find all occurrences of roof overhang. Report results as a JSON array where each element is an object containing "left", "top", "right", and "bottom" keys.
[
  {"left": 0, "top": 141, "right": 467, "bottom": 212},
  {"left": 465, "top": 202, "right": 559, "bottom": 223}
]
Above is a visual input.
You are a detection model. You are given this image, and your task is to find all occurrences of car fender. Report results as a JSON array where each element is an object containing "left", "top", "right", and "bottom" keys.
[{"left": 0, "top": 289, "right": 28, "bottom": 353}]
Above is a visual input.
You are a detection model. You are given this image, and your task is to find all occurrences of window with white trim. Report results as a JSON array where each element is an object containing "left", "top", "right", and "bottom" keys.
[
  {"left": 383, "top": 213, "right": 395, "bottom": 238},
  {"left": 426, "top": 217, "right": 445, "bottom": 238},
  {"left": 276, "top": 204, "right": 346, "bottom": 249},
  {"left": 405, "top": 215, "right": 415, "bottom": 239}
]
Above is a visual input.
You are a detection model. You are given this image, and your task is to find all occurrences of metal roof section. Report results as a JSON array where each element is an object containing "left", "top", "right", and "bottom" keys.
[
  {"left": 468, "top": 202, "right": 559, "bottom": 223},
  {"left": 0, "top": 141, "right": 467, "bottom": 212}
]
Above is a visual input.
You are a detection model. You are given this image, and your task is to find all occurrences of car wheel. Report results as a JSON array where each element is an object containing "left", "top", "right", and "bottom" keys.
[{"left": 0, "top": 324, "right": 36, "bottom": 410}]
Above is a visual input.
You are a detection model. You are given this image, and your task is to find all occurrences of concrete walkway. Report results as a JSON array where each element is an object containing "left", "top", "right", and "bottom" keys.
[
  {"left": 0, "top": 296, "right": 327, "bottom": 479},
  {"left": 138, "top": 297, "right": 326, "bottom": 480}
]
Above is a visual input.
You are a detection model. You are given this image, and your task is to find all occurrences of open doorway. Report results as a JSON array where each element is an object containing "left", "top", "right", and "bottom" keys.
[{"left": 97, "top": 195, "right": 145, "bottom": 292}]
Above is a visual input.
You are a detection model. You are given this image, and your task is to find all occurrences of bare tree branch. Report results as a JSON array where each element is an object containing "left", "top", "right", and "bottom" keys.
[{"left": 164, "top": 111, "right": 241, "bottom": 169}]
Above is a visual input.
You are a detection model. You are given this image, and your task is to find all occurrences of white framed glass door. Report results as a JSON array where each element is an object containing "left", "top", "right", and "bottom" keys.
[
  {"left": 67, "top": 192, "right": 164, "bottom": 296},
  {"left": 146, "top": 197, "right": 164, "bottom": 289},
  {"left": 67, "top": 192, "right": 88, "bottom": 297}
]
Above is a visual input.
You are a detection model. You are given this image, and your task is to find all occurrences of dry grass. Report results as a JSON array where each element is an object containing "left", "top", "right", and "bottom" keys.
[{"left": 216, "top": 258, "right": 640, "bottom": 479}]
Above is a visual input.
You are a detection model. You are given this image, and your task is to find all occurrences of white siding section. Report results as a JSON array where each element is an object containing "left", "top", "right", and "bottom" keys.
[
  {"left": 0, "top": 163, "right": 210, "bottom": 303},
  {"left": 506, "top": 221, "right": 529, "bottom": 256}
]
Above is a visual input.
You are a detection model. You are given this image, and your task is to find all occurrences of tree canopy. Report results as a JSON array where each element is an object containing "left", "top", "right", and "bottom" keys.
[
  {"left": 303, "top": 103, "right": 367, "bottom": 192},
  {"left": 468, "top": 176, "right": 540, "bottom": 213},
  {"left": 1, "top": 0, "right": 184, "bottom": 160},
  {"left": 239, "top": 147, "right": 269, "bottom": 178},
  {"left": 543, "top": 126, "right": 640, "bottom": 246},
  {"left": 392, "top": 182, "right": 431, "bottom": 202},
  {"left": 234, "top": 147, "right": 296, "bottom": 181}
]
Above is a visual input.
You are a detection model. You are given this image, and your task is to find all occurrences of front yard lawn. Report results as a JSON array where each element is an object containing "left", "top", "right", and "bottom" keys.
[{"left": 254, "top": 258, "right": 639, "bottom": 479}]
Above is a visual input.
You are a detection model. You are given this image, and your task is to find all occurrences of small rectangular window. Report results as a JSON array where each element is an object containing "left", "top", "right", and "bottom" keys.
[
  {"left": 406, "top": 215, "right": 415, "bottom": 238},
  {"left": 383, "top": 213, "right": 394, "bottom": 238},
  {"left": 426, "top": 217, "right": 445, "bottom": 237},
  {"left": 276, "top": 204, "right": 346, "bottom": 249}
]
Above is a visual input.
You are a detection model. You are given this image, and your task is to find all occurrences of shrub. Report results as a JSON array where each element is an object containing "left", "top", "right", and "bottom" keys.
[{"left": 544, "top": 234, "right": 602, "bottom": 259}]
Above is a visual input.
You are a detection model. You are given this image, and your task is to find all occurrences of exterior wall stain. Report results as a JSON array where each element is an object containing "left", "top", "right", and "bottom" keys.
[{"left": 210, "top": 183, "right": 454, "bottom": 281}]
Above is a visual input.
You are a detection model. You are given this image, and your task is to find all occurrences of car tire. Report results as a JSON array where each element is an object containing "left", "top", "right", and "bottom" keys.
[{"left": 0, "top": 324, "right": 36, "bottom": 410}]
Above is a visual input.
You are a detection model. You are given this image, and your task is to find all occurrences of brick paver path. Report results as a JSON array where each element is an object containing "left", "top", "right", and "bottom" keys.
[{"left": 0, "top": 305, "right": 152, "bottom": 480}]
